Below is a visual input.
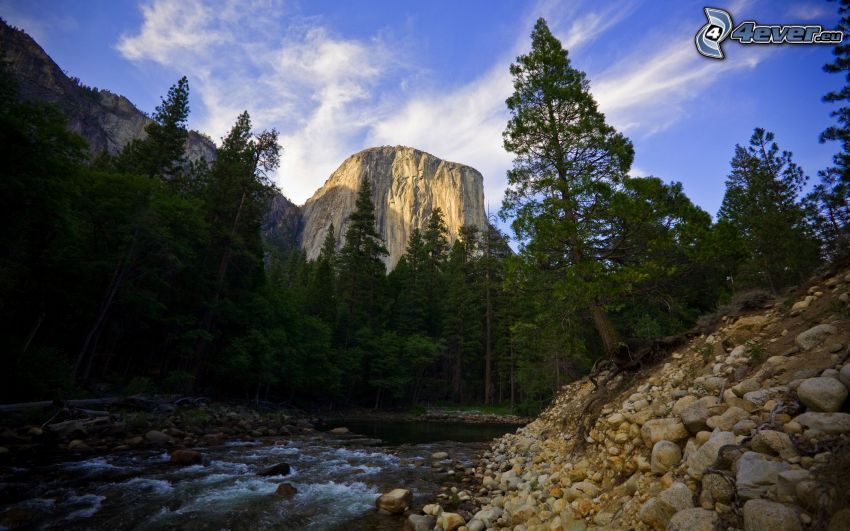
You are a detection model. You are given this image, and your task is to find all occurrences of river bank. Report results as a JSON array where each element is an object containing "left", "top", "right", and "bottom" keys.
[{"left": 0, "top": 399, "right": 525, "bottom": 529}]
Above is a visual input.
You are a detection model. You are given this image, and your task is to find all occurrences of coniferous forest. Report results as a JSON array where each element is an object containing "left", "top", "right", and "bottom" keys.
[{"left": 2, "top": 16, "right": 849, "bottom": 416}]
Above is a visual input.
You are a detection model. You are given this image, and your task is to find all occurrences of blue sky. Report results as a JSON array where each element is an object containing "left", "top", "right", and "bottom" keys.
[{"left": 0, "top": 0, "right": 843, "bottom": 221}]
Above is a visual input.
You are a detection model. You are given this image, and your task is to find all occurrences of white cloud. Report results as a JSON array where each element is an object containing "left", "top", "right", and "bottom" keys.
[{"left": 117, "top": 0, "right": 772, "bottom": 210}]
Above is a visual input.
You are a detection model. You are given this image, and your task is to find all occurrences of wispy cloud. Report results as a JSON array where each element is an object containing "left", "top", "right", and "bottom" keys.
[{"left": 117, "top": 0, "right": 773, "bottom": 209}]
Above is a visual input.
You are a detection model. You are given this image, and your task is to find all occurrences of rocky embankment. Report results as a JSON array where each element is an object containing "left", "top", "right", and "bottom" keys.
[
  {"left": 0, "top": 399, "right": 314, "bottom": 459},
  {"left": 408, "top": 268, "right": 850, "bottom": 530}
]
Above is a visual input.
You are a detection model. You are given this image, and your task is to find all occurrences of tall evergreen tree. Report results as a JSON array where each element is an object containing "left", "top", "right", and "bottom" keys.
[
  {"left": 337, "top": 177, "right": 388, "bottom": 342},
  {"left": 307, "top": 224, "right": 338, "bottom": 323},
  {"left": 115, "top": 76, "right": 190, "bottom": 178},
  {"left": 808, "top": 0, "right": 850, "bottom": 257},
  {"left": 718, "top": 128, "right": 819, "bottom": 290},
  {"left": 502, "top": 18, "right": 634, "bottom": 358}
]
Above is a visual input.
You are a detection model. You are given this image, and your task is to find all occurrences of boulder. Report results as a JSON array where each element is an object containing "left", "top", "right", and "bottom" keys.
[
  {"left": 793, "top": 412, "right": 850, "bottom": 435},
  {"left": 707, "top": 406, "right": 748, "bottom": 431},
  {"left": 679, "top": 397, "right": 716, "bottom": 433},
  {"left": 797, "top": 377, "right": 848, "bottom": 412},
  {"left": 403, "top": 514, "right": 436, "bottom": 531},
  {"left": 641, "top": 418, "right": 689, "bottom": 447},
  {"left": 749, "top": 430, "right": 798, "bottom": 460},
  {"left": 667, "top": 508, "right": 718, "bottom": 531},
  {"left": 829, "top": 508, "right": 850, "bottom": 531},
  {"left": 169, "top": 449, "right": 203, "bottom": 466},
  {"left": 258, "top": 462, "right": 291, "bottom": 476},
  {"left": 743, "top": 499, "right": 802, "bottom": 531},
  {"left": 471, "top": 507, "right": 502, "bottom": 528},
  {"left": 736, "top": 451, "right": 790, "bottom": 499},
  {"left": 329, "top": 427, "right": 349, "bottom": 434},
  {"left": 275, "top": 483, "right": 297, "bottom": 498},
  {"left": 376, "top": 488, "right": 412, "bottom": 514},
  {"left": 686, "top": 429, "right": 736, "bottom": 479},
  {"left": 795, "top": 324, "right": 837, "bottom": 351},
  {"left": 728, "top": 315, "right": 769, "bottom": 342},
  {"left": 650, "top": 440, "right": 682, "bottom": 475},
  {"left": 144, "top": 430, "right": 173, "bottom": 444},
  {"left": 701, "top": 473, "right": 734, "bottom": 504},
  {"left": 638, "top": 483, "right": 693, "bottom": 530},
  {"left": 744, "top": 386, "right": 789, "bottom": 407},
  {"left": 436, "top": 511, "right": 465, "bottom": 531},
  {"left": 841, "top": 363, "right": 850, "bottom": 388},
  {"left": 431, "top": 451, "right": 449, "bottom": 460}
]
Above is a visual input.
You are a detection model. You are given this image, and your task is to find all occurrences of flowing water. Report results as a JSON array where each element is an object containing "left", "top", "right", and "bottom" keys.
[{"left": 0, "top": 421, "right": 521, "bottom": 530}]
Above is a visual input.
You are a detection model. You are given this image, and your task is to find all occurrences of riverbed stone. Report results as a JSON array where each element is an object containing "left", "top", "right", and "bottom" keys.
[
  {"left": 275, "top": 483, "right": 297, "bottom": 498},
  {"left": 651, "top": 440, "right": 681, "bottom": 474},
  {"left": 736, "top": 451, "right": 790, "bottom": 499},
  {"left": 641, "top": 418, "right": 689, "bottom": 447},
  {"left": 431, "top": 451, "right": 449, "bottom": 460},
  {"left": 749, "top": 430, "right": 798, "bottom": 460},
  {"left": 793, "top": 412, "right": 850, "bottom": 435},
  {"left": 376, "top": 488, "right": 412, "bottom": 514},
  {"left": 743, "top": 499, "right": 802, "bottom": 531},
  {"left": 258, "top": 462, "right": 291, "bottom": 476},
  {"left": 686, "top": 429, "right": 736, "bottom": 479},
  {"left": 404, "top": 514, "right": 436, "bottom": 531},
  {"left": 144, "top": 430, "right": 173, "bottom": 444},
  {"left": 797, "top": 377, "right": 848, "bottom": 412},
  {"left": 436, "top": 512, "right": 465, "bottom": 531},
  {"left": 796, "top": 324, "right": 837, "bottom": 351},
  {"left": 667, "top": 508, "right": 718, "bottom": 531},
  {"left": 679, "top": 397, "right": 716, "bottom": 433},
  {"left": 707, "top": 406, "right": 748, "bottom": 431},
  {"left": 169, "top": 449, "right": 202, "bottom": 465}
]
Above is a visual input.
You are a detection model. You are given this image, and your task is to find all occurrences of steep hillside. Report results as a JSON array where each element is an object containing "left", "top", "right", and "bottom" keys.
[
  {"left": 416, "top": 268, "right": 850, "bottom": 530},
  {"left": 0, "top": 19, "right": 215, "bottom": 162},
  {"left": 300, "top": 146, "right": 488, "bottom": 267}
]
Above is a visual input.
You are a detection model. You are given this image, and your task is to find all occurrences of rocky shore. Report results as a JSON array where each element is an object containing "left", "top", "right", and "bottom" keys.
[
  {"left": 322, "top": 408, "right": 532, "bottom": 426},
  {"left": 0, "top": 399, "right": 315, "bottom": 459},
  {"left": 407, "top": 268, "right": 850, "bottom": 530}
]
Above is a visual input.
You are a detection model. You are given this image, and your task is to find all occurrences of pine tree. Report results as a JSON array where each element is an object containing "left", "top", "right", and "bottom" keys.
[
  {"left": 719, "top": 128, "right": 818, "bottom": 290},
  {"left": 502, "top": 18, "right": 634, "bottom": 357},
  {"left": 307, "top": 224, "right": 338, "bottom": 323},
  {"left": 809, "top": 0, "right": 850, "bottom": 257},
  {"left": 115, "top": 76, "right": 190, "bottom": 178},
  {"left": 422, "top": 208, "right": 449, "bottom": 336},
  {"left": 337, "top": 177, "right": 388, "bottom": 341}
]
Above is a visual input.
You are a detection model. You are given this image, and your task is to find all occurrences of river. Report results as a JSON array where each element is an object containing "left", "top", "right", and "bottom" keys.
[{"left": 0, "top": 420, "right": 521, "bottom": 530}]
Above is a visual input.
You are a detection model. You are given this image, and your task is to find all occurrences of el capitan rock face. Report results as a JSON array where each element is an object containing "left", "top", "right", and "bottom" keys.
[{"left": 300, "top": 146, "right": 488, "bottom": 267}]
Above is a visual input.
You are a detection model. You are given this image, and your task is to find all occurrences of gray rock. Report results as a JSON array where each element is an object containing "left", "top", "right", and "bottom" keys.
[
  {"left": 144, "top": 430, "right": 173, "bottom": 444},
  {"left": 839, "top": 364, "right": 850, "bottom": 388},
  {"left": 679, "top": 397, "right": 716, "bottom": 433},
  {"left": 776, "top": 469, "right": 811, "bottom": 498},
  {"left": 666, "top": 508, "right": 718, "bottom": 531},
  {"left": 744, "top": 386, "right": 789, "bottom": 407},
  {"left": 471, "top": 507, "right": 502, "bottom": 528},
  {"left": 701, "top": 472, "right": 734, "bottom": 504},
  {"left": 736, "top": 451, "right": 790, "bottom": 499},
  {"left": 300, "top": 147, "right": 488, "bottom": 268},
  {"left": 651, "top": 440, "right": 682, "bottom": 475},
  {"left": 743, "top": 499, "right": 802, "bottom": 531},
  {"left": 686, "top": 429, "right": 736, "bottom": 479},
  {"left": 795, "top": 324, "right": 838, "bottom": 351},
  {"left": 797, "top": 377, "right": 848, "bottom": 412},
  {"left": 641, "top": 418, "right": 689, "bottom": 447},
  {"left": 793, "top": 412, "right": 850, "bottom": 435},
  {"left": 749, "top": 430, "right": 798, "bottom": 459},
  {"left": 638, "top": 484, "right": 693, "bottom": 531},
  {"left": 707, "top": 406, "right": 749, "bottom": 431}
]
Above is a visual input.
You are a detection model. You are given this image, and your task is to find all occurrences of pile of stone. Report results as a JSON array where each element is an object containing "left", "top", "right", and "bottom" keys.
[{"left": 409, "top": 269, "right": 850, "bottom": 530}]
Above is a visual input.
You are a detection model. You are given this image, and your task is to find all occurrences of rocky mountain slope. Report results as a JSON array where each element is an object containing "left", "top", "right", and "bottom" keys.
[
  {"left": 411, "top": 268, "right": 850, "bottom": 530},
  {"left": 300, "top": 146, "right": 488, "bottom": 267},
  {"left": 0, "top": 19, "right": 216, "bottom": 162}
]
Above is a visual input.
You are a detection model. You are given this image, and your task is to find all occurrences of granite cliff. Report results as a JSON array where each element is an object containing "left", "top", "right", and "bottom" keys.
[
  {"left": 0, "top": 19, "right": 215, "bottom": 162},
  {"left": 300, "top": 146, "right": 488, "bottom": 267}
]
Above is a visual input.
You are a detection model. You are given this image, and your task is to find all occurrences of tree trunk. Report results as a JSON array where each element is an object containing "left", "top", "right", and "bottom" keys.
[
  {"left": 590, "top": 304, "right": 619, "bottom": 357},
  {"left": 75, "top": 232, "right": 136, "bottom": 379}
]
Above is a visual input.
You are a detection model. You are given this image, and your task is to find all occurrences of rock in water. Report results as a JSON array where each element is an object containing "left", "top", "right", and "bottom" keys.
[
  {"left": 275, "top": 483, "right": 297, "bottom": 498},
  {"left": 169, "top": 449, "right": 203, "bottom": 466},
  {"left": 376, "top": 488, "right": 412, "bottom": 514},
  {"left": 300, "top": 146, "right": 487, "bottom": 268},
  {"left": 258, "top": 462, "right": 291, "bottom": 476}
]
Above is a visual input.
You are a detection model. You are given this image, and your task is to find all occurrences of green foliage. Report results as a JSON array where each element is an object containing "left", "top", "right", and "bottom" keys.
[
  {"left": 719, "top": 128, "right": 819, "bottom": 290},
  {"left": 124, "top": 377, "right": 155, "bottom": 396},
  {"left": 163, "top": 370, "right": 195, "bottom": 394}
]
